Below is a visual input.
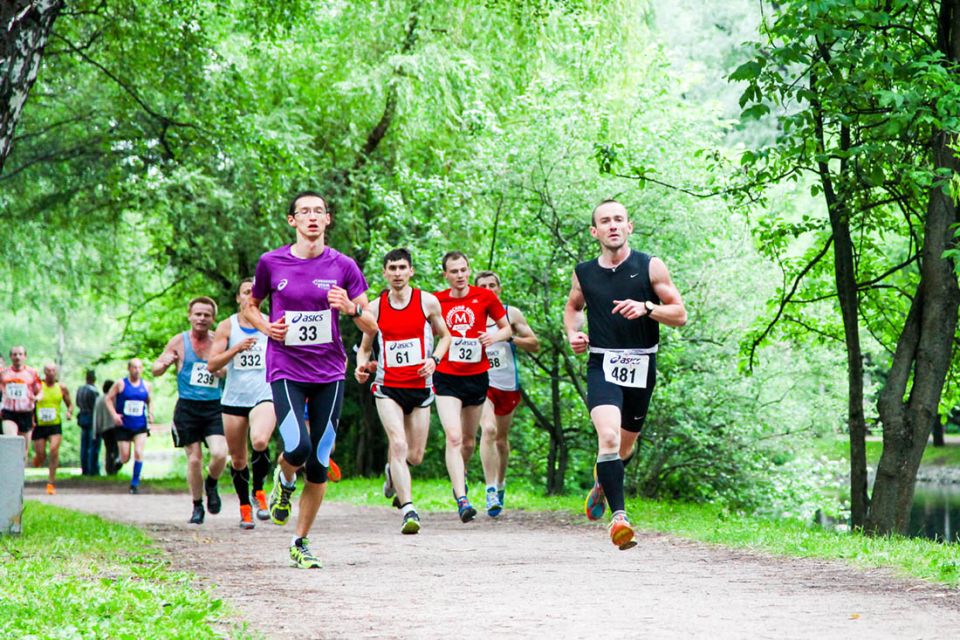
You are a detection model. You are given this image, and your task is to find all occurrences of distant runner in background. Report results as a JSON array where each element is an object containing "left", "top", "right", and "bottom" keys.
[
  {"left": 1, "top": 346, "right": 42, "bottom": 460},
  {"left": 33, "top": 363, "right": 73, "bottom": 495},
  {"left": 75, "top": 370, "right": 101, "bottom": 476},
  {"left": 106, "top": 359, "right": 153, "bottom": 494}
]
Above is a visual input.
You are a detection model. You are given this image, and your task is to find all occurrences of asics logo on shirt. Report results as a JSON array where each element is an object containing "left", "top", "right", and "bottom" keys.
[{"left": 278, "top": 279, "right": 289, "bottom": 291}]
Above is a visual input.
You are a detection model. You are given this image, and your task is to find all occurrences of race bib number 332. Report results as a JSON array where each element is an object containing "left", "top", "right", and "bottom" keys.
[
  {"left": 602, "top": 352, "right": 649, "bottom": 388},
  {"left": 284, "top": 311, "right": 332, "bottom": 346}
]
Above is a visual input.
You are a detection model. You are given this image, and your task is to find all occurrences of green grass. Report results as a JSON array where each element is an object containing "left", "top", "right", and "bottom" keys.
[
  {"left": 329, "top": 476, "right": 960, "bottom": 586},
  {"left": 808, "top": 434, "right": 960, "bottom": 467},
  {"left": 0, "top": 502, "right": 257, "bottom": 639}
]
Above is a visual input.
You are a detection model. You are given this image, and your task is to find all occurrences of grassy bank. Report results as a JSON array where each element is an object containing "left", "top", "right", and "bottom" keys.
[
  {"left": 0, "top": 502, "right": 253, "bottom": 639},
  {"left": 328, "top": 476, "right": 960, "bottom": 586},
  {"left": 808, "top": 434, "right": 960, "bottom": 467}
]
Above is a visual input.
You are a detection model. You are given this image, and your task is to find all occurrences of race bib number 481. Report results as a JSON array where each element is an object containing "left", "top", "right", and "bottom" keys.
[
  {"left": 602, "top": 352, "right": 649, "bottom": 388},
  {"left": 189, "top": 362, "right": 218, "bottom": 388},
  {"left": 385, "top": 339, "right": 422, "bottom": 368},
  {"left": 449, "top": 337, "right": 482, "bottom": 364},
  {"left": 285, "top": 310, "right": 332, "bottom": 346}
]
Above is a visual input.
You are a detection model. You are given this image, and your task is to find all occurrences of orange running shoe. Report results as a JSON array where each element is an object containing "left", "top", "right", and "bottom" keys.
[
  {"left": 608, "top": 514, "right": 637, "bottom": 550},
  {"left": 239, "top": 504, "right": 255, "bottom": 530},
  {"left": 46, "top": 483, "right": 55, "bottom": 495},
  {"left": 253, "top": 490, "right": 269, "bottom": 521},
  {"left": 328, "top": 458, "right": 341, "bottom": 483}
]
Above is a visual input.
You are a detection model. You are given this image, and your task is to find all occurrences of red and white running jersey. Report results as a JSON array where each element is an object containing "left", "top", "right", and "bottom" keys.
[
  {"left": 434, "top": 285, "right": 506, "bottom": 377},
  {"left": 373, "top": 288, "right": 433, "bottom": 389},
  {"left": 1, "top": 366, "right": 42, "bottom": 412}
]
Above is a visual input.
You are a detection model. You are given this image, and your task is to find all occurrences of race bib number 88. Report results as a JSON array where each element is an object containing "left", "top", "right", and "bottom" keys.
[
  {"left": 285, "top": 311, "right": 332, "bottom": 346},
  {"left": 602, "top": 352, "right": 649, "bottom": 388},
  {"left": 189, "top": 362, "right": 217, "bottom": 388},
  {"left": 449, "top": 337, "right": 482, "bottom": 364},
  {"left": 123, "top": 400, "right": 145, "bottom": 417},
  {"left": 385, "top": 339, "right": 422, "bottom": 368}
]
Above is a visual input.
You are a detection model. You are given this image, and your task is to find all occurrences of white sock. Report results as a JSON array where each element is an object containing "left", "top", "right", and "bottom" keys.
[{"left": 401, "top": 502, "right": 415, "bottom": 516}]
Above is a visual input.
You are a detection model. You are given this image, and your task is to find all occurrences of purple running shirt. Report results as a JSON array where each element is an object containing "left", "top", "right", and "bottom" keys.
[{"left": 252, "top": 245, "right": 368, "bottom": 384}]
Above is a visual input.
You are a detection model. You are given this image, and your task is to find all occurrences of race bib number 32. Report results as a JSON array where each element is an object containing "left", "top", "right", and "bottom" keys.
[
  {"left": 189, "top": 362, "right": 218, "bottom": 388},
  {"left": 449, "top": 337, "right": 482, "bottom": 364},
  {"left": 602, "top": 352, "right": 649, "bottom": 388},
  {"left": 385, "top": 339, "right": 422, "bottom": 368},
  {"left": 285, "top": 311, "right": 332, "bottom": 346}
]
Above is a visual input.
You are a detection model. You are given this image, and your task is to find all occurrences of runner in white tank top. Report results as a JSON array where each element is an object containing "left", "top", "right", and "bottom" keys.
[
  {"left": 474, "top": 271, "right": 540, "bottom": 516},
  {"left": 208, "top": 279, "right": 277, "bottom": 529}
]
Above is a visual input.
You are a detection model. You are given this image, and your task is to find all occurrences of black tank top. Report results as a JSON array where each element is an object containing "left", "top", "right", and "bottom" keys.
[{"left": 574, "top": 250, "right": 660, "bottom": 350}]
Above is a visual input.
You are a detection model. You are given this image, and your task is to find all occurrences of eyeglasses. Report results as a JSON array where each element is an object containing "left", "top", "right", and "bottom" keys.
[{"left": 294, "top": 207, "right": 327, "bottom": 217}]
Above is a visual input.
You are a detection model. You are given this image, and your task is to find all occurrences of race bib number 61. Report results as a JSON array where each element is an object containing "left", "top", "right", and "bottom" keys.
[
  {"left": 602, "top": 352, "right": 649, "bottom": 388},
  {"left": 385, "top": 339, "right": 422, "bottom": 368}
]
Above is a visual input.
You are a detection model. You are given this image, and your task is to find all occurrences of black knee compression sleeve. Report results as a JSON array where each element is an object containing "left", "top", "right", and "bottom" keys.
[
  {"left": 251, "top": 446, "right": 271, "bottom": 492},
  {"left": 596, "top": 455, "right": 626, "bottom": 513},
  {"left": 231, "top": 465, "right": 251, "bottom": 505}
]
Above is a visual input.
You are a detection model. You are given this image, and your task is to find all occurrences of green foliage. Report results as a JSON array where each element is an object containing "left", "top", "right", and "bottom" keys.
[{"left": 0, "top": 502, "right": 244, "bottom": 638}]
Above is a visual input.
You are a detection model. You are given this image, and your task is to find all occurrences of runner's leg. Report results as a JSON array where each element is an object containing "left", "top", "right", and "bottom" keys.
[
  {"left": 377, "top": 397, "right": 411, "bottom": 505},
  {"left": 478, "top": 398, "right": 499, "bottom": 487},
  {"left": 47, "top": 433, "right": 61, "bottom": 484},
  {"left": 436, "top": 395, "right": 467, "bottom": 498}
]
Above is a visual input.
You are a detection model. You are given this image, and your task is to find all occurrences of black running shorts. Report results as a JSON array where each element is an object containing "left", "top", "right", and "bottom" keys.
[
  {"left": 432, "top": 371, "right": 488, "bottom": 407},
  {"left": 586, "top": 353, "right": 657, "bottom": 433},
  {"left": 2, "top": 409, "right": 33, "bottom": 434},
  {"left": 171, "top": 399, "right": 224, "bottom": 447},
  {"left": 372, "top": 384, "right": 434, "bottom": 415},
  {"left": 32, "top": 423, "right": 62, "bottom": 440}
]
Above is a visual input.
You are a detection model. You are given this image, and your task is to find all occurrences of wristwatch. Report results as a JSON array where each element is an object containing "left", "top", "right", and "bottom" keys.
[
  {"left": 644, "top": 300, "right": 656, "bottom": 314},
  {"left": 431, "top": 354, "right": 441, "bottom": 366}
]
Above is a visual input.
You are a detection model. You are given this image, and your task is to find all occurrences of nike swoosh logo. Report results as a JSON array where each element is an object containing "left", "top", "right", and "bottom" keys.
[{"left": 630, "top": 274, "right": 639, "bottom": 278}]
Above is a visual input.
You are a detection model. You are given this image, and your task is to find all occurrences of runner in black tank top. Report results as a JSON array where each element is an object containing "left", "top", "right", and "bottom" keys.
[{"left": 563, "top": 200, "right": 687, "bottom": 550}]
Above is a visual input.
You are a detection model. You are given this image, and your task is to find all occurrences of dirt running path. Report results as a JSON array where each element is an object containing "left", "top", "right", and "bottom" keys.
[{"left": 29, "top": 484, "right": 960, "bottom": 639}]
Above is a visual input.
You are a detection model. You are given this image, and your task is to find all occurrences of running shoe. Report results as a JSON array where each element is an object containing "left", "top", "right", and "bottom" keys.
[
  {"left": 206, "top": 480, "right": 222, "bottom": 515},
  {"left": 269, "top": 467, "right": 296, "bottom": 526},
  {"left": 486, "top": 487, "right": 502, "bottom": 518},
  {"left": 189, "top": 503, "right": 205, "bottom": 525},
  {"left": 392, "top": 496, "right": 402, "bottom": 509},
  {"left": 328, "top": 458, "right": 342, "bottom": 483},
  {"left": 129, "top": 485, "right": 139, "bottom": 495},
  {"left": 239, "top": 504, "right": 255, "bottom": 530},
  {"left": 253, "top": 490, "right": 270, "bottom": 521},
  {"left": 401, "top": 510, "right": 421, "bottom": 535},
  {"left": 382, "top": 463, "right": 395, "bottom": 498},
  {"left": 608, "top": 514, "right": 638, "bottom": 550},
  {"left": 497, "top": 487, "right": 505, "bottom": 508},
  {"left": 45, "top": 483, "right": 55, "bottom": 495},
  {"left": 290, "top": 538, "right": 322, "bottom": 569},
  {"left": 584, "top": 465, "right": 606, "bottom": 521},
  {"left": 457, "top": 498, "right": 477, "bottom": 523}
]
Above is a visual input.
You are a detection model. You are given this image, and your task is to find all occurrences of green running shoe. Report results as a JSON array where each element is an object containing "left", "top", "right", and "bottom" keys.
[
  {"left": 290, "top": 538, "right": 322, "bottom": 569},
  {"left": 269, "top": 466, "right": 296, "bottom": 526},
  {"left": 401, "top": 510, "right": 421, "bottom": 535}
]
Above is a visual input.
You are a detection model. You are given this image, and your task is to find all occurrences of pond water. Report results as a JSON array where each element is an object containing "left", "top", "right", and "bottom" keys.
[{"left": 909, "top": 483, "right": 960, "bottom": 543}]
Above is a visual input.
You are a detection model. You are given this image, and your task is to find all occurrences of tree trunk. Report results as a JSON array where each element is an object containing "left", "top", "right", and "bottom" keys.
[
  {"left": 0, "top": 0, "right": 64, "bottom": 173},
  {"left": 866, "top": 0, "right": 960, "bottom": 536}
]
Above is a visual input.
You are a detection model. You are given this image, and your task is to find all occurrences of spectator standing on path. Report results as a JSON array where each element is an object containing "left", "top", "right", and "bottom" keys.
[
  {"left": 93, "top": 379, "right": 119, "bottom": 475},
  {"left": 75, "top": 370, "right": 100, "bottom": 476}
]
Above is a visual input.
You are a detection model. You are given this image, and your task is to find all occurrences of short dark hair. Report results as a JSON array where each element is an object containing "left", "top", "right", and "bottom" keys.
[
  {"left": 474, "top": 270, "right": 500, "bottom": 287},
  {"left": 442, "top": 251, "right": 469, "bottom": 271},
  {"left": 287, "top": 191, "right": 328, "bottom": 217},
  {"left": 188, "top": 296, "right": 218, "bottom": 317},
  {"left": 236, "top": 278, "right": 253, "bottom": 296},
  {"left": 592, "top": 199, "right": 626, "bottom": 226},
  {"left": 85, "top": 369, "right": 96, "bottom": 384},
  {"left": 102, "top": 379, "right": 114, "bottom": 394},
  {"left": 383, "top": 248, "right": 412, "bottom": 268}
]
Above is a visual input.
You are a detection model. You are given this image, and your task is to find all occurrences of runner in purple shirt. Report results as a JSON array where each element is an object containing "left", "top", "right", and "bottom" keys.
[{"left": 244, "top": 190, "right": 377, "bottom": 569}]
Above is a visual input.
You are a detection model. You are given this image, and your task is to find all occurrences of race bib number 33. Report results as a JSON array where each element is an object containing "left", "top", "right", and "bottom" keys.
[
  {"left": 385, "top": 339, "right": 422, "bottom": 368},
  {"left": 189, "top": 362, "right": 218, "bottom": 388},
  {"left": 449, "top": 337, "right": 482, "bottom": 364},
  {"left": 284, "top": 311, "right": 332, "bottom": 346},
  {"left": 602, "top": 352, "right": 649, "bottom": 388}
]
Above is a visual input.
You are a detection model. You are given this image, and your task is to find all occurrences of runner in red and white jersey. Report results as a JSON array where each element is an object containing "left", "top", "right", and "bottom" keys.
[
  {"left": 432, "top": 251, "right": 511, "bottom": 522},
  {"left": 356, "top": 248, "right": 451, "bottom": 534},
  {"left": 1, "top": 346, "right": 43, "bottom": 459}
]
